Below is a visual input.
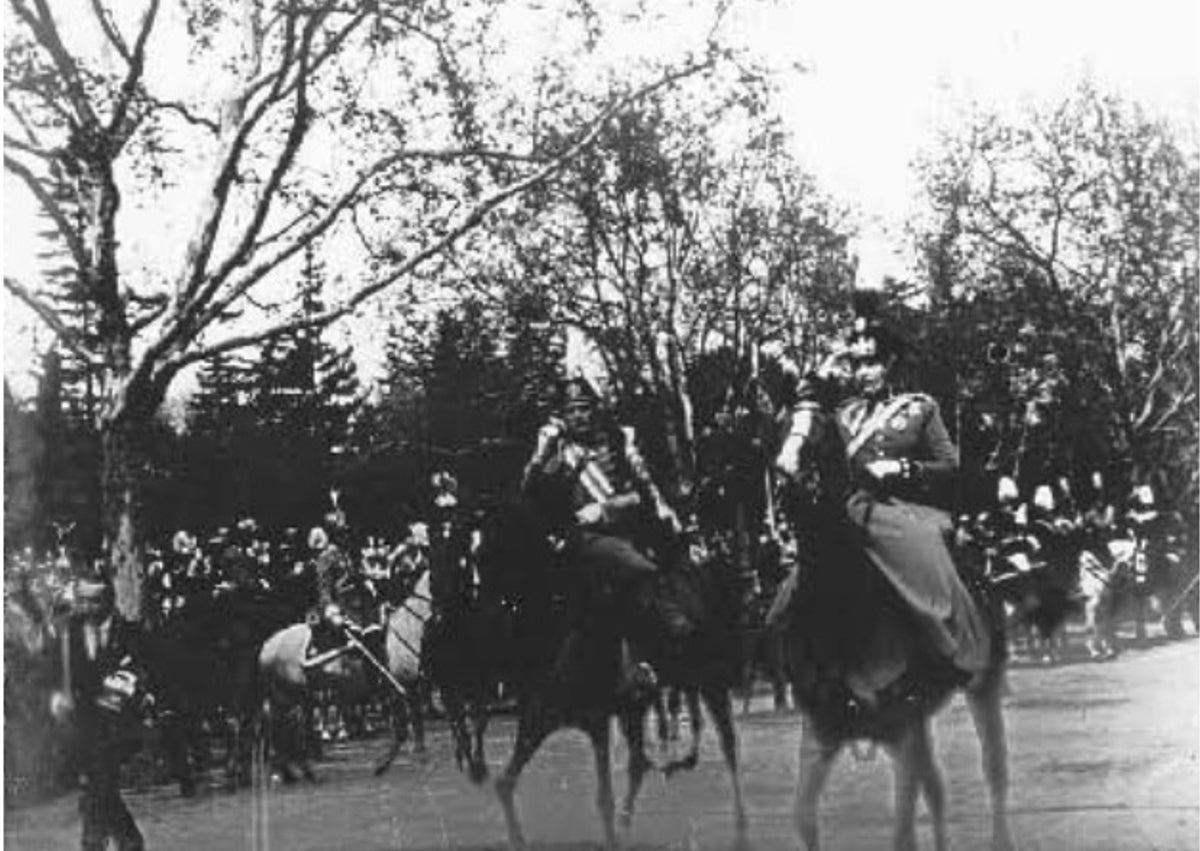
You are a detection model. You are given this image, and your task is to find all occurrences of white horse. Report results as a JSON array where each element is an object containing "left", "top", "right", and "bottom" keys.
[
  {"left": 372, "top": 568, "right": 434, "bottom": 775},
  {"left": 258, "top": 569, "right": 433, "bottom": 782}
]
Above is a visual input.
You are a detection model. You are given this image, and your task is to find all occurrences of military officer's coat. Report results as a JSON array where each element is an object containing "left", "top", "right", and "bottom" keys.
[{"left": 833, "top": 391, "right": 990, "bottom": 678}]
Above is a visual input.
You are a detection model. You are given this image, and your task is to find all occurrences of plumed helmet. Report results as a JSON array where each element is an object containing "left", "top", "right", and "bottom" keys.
[
  {"left": 997, "top": 476, "right": 1019, "bottom": 504},
  {"left": 308, "top": 526, "right": 329, "bottom": 551},
  {"left": 431, "top": 470, "right": 459, "bottom": 507},
  {"left": 235, "top": 517, "right": 259, "bottom": 538},
  {"left": 172, "top": 530, "right": 197, "bottom": 554},
  {"left": 1032, "top": 484, "right": 1056, "bottom": 513},
  {"left": 845, "top": 291, "right": 907, "bottom": 364}
]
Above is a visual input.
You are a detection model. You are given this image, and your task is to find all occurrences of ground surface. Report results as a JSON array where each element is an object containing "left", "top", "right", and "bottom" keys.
[{"left": 6, "top": 638, "right": 1198, "bottom": 851}]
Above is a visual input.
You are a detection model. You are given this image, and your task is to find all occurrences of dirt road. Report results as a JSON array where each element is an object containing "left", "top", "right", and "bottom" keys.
[{"left": 6, "top": 639, "right": 1197, "bottom": 850}]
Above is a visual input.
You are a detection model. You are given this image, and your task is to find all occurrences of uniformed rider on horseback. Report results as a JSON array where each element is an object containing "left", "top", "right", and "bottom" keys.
[
  {"left": 306, "top": 514, "right": 382, "bottom": 659},
  {"left": 521, "top": 374, "right": 686, "bottom": 700},
  {"left": 775, "top": 297, "right": 994, "bottom": 705}
]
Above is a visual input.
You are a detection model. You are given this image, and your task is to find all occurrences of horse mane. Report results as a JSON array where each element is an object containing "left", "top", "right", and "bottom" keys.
[{"left": 476, "top": 500, "right": 561, "bottom": 607}]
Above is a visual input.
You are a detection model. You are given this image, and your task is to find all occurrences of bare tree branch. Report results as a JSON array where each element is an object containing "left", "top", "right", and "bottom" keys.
[
  {"left": 4, "top": 153, "right": 89, "bottom": 269},
  {"left": 141, "top": 97, "right": 220, "bottom": 133},
  {"left": 196, "top": 19, "right": 319, "bottom": 308},
  {"left": 107, "top": 0, "right": 162, "bottom": 139},
  {"left": 175, "top": 4, "right": 368, "bottom": 305},
  {"left": 87, "top": 0, "right": 132, "bottom": 63},
  {"left": 162, "top": 58, "right": 718, "bottom": 375},
  {"left": 4, "top": 275, "right": 95, "bottom": 363},
  {"left": 3, "top": 135, "right": 55, "bottom": 160},
  {"left": 21, "top": 0, "right": 100, "bottom": 126}
]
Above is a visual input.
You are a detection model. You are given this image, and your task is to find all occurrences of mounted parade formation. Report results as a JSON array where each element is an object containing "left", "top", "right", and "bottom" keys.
[
  {"left": 4, "top": 2, "right": 1197, "bottom": 850},
  {"left": 7, "top": 294, "right": 1196, "bottom": 851}
]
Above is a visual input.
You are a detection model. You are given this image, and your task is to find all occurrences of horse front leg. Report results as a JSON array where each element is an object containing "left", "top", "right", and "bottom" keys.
[
  {"left": 409, "top": 680, "right": 427, "bottom": 756},
  {"left": 664, "top": 687, "right": 703, "bottom": 776},
  {"left": 967, "top": 675, "right": 1016, "bottom": 851},
  {"left": 373, "top": 693, "right": 407, "bottom": 777},
  {"left": 1081, "top": 595, "right": 1102, "bottom": 659},
  {"left": 584, "top": 714, "right": 618, "bottom": 850},
  {"left": 468, "top": 696, "right": 491, "bottom": 783},
  {"left": 911, "top": 718, "right": 947, "bottom": 851},
  {"left": 886, "top": 729, "right": 922, "bottom": 851},
  {"left": 617, "top": 703, "right": 653, "bottom": 834},
  {"left": 1098, "top": 591, "right": 1120, "bottom": 658},
  {"left": 495, "top": 697, "right": 554, "bottom": 851},
  {"left": 703, "top": 683, "right": 748, "bottom": 839},
  {"left": 739, "top": 631, "right": 757, "bottom": 715},
  {"left": 793, "top": 713, "right": 841, "bottom": 851},
  {"left": 437, "top": 688, "right": 471, "bottom": 775}
]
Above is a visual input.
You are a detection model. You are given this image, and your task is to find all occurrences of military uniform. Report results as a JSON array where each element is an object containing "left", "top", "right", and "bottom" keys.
[
  {"left": 833, "top": 391, "right": 990, "bottom": 682},
  {"left": 522, "top": 419, "right": 676, "bottom": 593},
  {"left": 521, "top": 397, "right": 685, "bottom": 694},
  {"left": 52, "top": 591, "right": 149, "bottom": 851}
]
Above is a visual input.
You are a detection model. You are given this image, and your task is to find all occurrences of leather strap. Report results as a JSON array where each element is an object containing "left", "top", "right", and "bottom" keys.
[{"left": 844, "top": 394, "right": 915, "bottom": 460}]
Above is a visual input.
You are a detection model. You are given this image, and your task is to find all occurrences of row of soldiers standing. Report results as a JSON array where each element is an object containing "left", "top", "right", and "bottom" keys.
[
  {"left": 140, "top": 500, "right": 472, "bottom": 633},
  {"left": 961, "top": 473, "right": 1187, "bottom": 579}
]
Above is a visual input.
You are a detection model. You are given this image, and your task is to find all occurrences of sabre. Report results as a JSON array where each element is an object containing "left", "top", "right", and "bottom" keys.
[
  {"left": 1159, "top": 572, "right": 1200, "bottom": 618},
  {"left": 342, "top": 628, "right": 409, "bottom": 698}
]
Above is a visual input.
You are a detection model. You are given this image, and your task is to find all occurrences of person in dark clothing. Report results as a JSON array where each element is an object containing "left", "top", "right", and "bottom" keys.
[
  {"left": 50, "top": 574, "right": 150, "bottom": 851},
  {"left": 521, "top": 375, "right": 686, "bottom": 698}
]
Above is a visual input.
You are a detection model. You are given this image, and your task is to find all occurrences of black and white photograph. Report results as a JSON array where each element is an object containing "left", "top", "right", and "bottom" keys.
[{"left": 3, "top": 1, "right": 1197, "bottom": 849}]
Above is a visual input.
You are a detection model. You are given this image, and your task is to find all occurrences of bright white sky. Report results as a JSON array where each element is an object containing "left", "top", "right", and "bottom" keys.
[
  {"left": 754, "top": 0, "right": 1199, "bottom": 282},
  {"left": 4, "top": 0, "right": 1198, "bottom": 394}
]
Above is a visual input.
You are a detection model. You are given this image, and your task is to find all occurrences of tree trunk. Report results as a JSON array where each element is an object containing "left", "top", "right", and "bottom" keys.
[{"left": 101, "top": 421, "right": 145, "bottom": 621}]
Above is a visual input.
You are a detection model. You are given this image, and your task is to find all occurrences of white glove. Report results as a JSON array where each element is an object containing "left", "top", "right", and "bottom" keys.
[
  {"left": 535, "top": 418, "right": 564, "bottom": 455},
  {"left": 814, "top": 348, "right": 851, "bottom": 380},
  {"left": 864, "top": 459, "right": 903, "bottom": 481},
  {"left": 575, "top": 503, "right": 605, "bottom": 525}
]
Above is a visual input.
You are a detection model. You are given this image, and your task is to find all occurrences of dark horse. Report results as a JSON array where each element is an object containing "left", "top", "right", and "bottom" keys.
[
  {"left": 145, "top": 589, "right": 292, "bottom": 795},
  {"left": 773, "top": 403, "right": 1015, "bottom": 851},
  {"left": 467, "top": 496, "right": 748, "bottom": 850}
]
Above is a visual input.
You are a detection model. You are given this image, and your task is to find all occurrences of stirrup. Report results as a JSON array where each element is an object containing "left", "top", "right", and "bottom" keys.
[
  {"left": 631, "top": 661, "right": 658, "bottom": 691},
  {"left": 619, "top": 660, "right": 658, "bottom": 699}
]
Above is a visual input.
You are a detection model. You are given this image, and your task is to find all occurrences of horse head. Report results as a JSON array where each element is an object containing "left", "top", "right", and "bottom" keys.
[
  {"left": 474, "top": 500, "right": 561, "bottom": 612},
  {"left": 773, "top": 402, "right": 849, "bottom": 521}
]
